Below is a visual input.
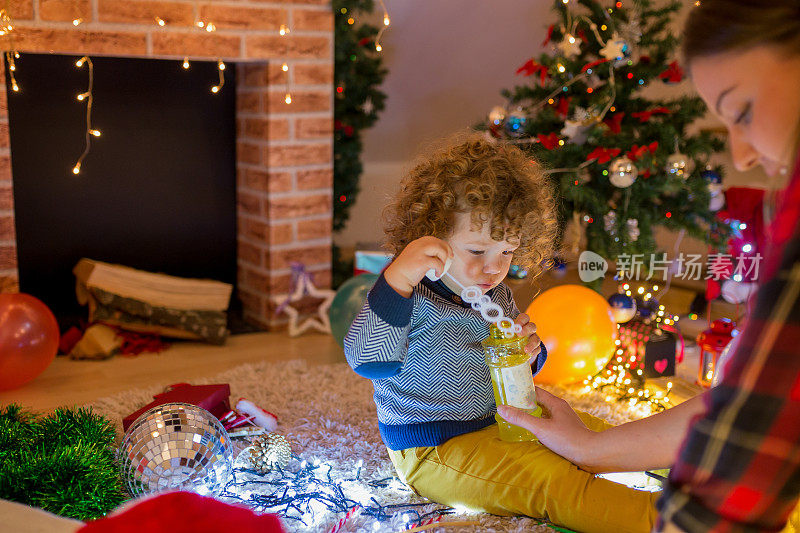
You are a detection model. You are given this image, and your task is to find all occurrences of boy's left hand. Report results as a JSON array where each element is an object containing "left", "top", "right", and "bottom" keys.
[{"left": 514, "top": 313, "right": 542, "bottom": 365}]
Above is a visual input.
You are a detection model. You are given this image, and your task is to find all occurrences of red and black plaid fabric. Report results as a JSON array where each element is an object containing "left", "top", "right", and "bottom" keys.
[{"left": 657, "top": 156, "right": 800, "bottom": 531}]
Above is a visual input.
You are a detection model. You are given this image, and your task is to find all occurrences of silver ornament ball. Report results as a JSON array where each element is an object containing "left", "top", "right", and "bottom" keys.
[
  {"left": 609, "top": 156, "right": 638, "bottom": 188},
  {"left": 666, "top": 152, "right": 690, "bottom": 179},
  {"left": 118, "top": 403, "right": 233, "bottom": 497},
  {"left": 488, "top": 106, "right": 506, "bottom": 126}
]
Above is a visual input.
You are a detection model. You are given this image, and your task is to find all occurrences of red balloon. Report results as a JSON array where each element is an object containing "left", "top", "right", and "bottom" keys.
[{"left": 0, "top": 293, "right": 59, "bottom": 390}]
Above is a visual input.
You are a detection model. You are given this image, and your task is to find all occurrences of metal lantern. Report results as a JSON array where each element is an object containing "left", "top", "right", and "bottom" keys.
[{"left": 696, "top": 318, "right": 737, "bottom": 387}]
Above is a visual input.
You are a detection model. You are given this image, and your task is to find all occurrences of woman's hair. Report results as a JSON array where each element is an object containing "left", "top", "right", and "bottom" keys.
[
  {"left": 682, "top": 0, "right": 800, "bottom": 64},
  {"left": 383, "top": 133, "right": 559, "bottom": 278}
]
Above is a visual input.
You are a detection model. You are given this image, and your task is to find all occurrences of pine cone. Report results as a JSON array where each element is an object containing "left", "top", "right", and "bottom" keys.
[{"left": 247, "top": 433, "right": 291, "bottom": 473}]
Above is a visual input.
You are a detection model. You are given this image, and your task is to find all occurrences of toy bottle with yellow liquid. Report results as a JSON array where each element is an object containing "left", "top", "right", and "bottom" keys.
[{"left": 482, "top": 322, "right": 543, "bottom": 442}]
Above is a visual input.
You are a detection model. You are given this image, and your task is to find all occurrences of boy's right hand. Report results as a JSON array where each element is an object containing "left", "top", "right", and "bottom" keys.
[{"left": 384, "top": 236, "right": 453, "bottom": 298}]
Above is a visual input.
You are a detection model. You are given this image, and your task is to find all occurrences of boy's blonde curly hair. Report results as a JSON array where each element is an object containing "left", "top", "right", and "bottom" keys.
[{"left": 383, "top": 133, "right": 559, "bottom": 279}]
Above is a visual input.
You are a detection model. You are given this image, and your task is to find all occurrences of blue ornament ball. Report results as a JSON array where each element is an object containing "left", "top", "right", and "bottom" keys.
[
  {"left": 504, "top": 109, "right": 527, "bottom": 138},
  {"left": 701, "top": 168, "right": 722, "bottom": 184},
  {"left": 635, "top": 297, "right": 659, "bottom": 320},
  {"left": 608, "top": 293, "right": 636, "bottom": 323}
]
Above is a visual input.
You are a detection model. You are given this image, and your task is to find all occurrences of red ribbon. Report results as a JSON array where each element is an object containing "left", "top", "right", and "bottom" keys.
[
  {"left": 659, "top": 61, "right": 684, "bottom": 83},
  {"left": 586, "top": 147, "right": 621, "bottom": 164},
  {"left": 603, "top": 112, "right": 625, "bottom": 134},
  {"left": 542, "top": 24, "right": 555, "bottom": 47},
  {"left": 537, "top": 133, "right": 560, "bottom": 150},
  {"left": 516, "top": 58, "right": 549, "bottom": 86},
  {"left": 582, "top": 58, "right": 609, "bottom": 72},
  {"left": 554, "top": 96, "right": 571, "bottom": 118},
  {"left": 626, "top": 141, "right": 659, "bottom": 161},
  {"left": 631, "top": 107, "right": 671, "bottom": 122}
]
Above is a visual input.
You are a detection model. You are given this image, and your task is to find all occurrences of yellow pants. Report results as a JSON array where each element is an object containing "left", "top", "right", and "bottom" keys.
[
  {"left": 387, "top": 411, "right": 658, "bottom": 533},
  {"left": 782, "top": 504, "right": 800, "bottom": 532}
]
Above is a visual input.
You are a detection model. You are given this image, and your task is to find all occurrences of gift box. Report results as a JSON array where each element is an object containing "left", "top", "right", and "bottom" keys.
[
  {"left": 618, "top": 319, "right": 678, "bottom": 378},
  {"left": 122, "top": 383, "right": 231, "bottom": 431},
  {"left": 354, "top": 242, "right": 393, "bottom": 276}
]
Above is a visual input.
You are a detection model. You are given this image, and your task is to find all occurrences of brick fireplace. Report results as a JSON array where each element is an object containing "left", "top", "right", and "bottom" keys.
[{"left": 0, "top": 0, "right": 333, "bottom": 329}]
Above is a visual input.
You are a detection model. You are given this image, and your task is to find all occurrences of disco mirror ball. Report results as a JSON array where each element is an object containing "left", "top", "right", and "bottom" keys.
[{"left": 118, "top": 402, "right": 233, "bottom": 497}]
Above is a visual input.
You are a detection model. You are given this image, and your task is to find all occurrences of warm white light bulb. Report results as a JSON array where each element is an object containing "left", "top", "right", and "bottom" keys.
[
  {"left": 284, "top": 93, "right": 292, "bottom": 104},
  {"left": 11, "top": 82, "right": 18, "bottom": 92},
  {"left": 375, "top": 43, "right": 382, "bottom": 51},
  {"left": 76, "top": 58, "right": 85, "bottom": 67},
  {"left": 211, "top": 85, "right": 220, "bottom": 93},
  {"left": 205, "top": 22, "right": 216, "bottom": 32},
  {"left": 196, "top": 20, "right": 204, "bottom": 28},
  {"left": 182, "top": 58, "right": 190, "bottom": 69},
  {"left": 279, "top": 24, "right": 290, "bottom": 35},
  {"left": 72, "top": 163, "right": 81, "bottom": 174},
  {"left": 72, "top": 18, "right": 82, "bottom": 26},
  {"left": 77, "top": 93, "right": 85, "bottom": 101},
  {"left": 281, "top": 62, "right": 288, "bottom": 72},
  {"left": 383, "top": 14, "right": 390, "bottom": 26},
  {"left": 90, "top": 129, "right": 101, "bottom": 137},
  {"left": 218, "top": 61, "right": 225, "bottom": 71},
  {"left": 8, "top": 64, "right": 13, "bottom": 71},
  {"left": 156, "top": 17, "right": 165, "bottom": 26}
]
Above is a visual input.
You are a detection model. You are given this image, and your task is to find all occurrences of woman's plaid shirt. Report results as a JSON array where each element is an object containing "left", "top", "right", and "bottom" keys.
[{"left": 658, "top": 159, "right": 800, "bottom": 532}]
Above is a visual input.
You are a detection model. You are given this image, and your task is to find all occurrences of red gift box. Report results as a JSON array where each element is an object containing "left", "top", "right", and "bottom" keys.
[{"left": 122, "top": 383, "right": 231, "bottom": 431}]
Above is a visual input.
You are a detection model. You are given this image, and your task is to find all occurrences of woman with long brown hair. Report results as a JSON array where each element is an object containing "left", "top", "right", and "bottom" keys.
[{"left": 501, "top": 1, "right": 800, "bottom": 530}]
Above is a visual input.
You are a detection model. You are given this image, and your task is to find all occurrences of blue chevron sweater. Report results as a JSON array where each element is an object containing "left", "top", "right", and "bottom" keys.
[{"left": 344, "top": 272, "right": 547, "bottom": 450}]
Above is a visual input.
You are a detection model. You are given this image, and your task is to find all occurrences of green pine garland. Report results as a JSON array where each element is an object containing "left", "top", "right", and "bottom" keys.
[
  {"left": 0, "top": 404, "right": 126, "bottom": 520},
  {"left": 332, "top": 0, "right": 388, "bottom": 286},
  {"left": 482, "top": 0, "right": 730, "bottom": 264}
]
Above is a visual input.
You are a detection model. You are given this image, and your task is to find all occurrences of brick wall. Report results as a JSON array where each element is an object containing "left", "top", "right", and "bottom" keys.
[{"left": 0, "top": 0, "right": 334, "bottom": 329}]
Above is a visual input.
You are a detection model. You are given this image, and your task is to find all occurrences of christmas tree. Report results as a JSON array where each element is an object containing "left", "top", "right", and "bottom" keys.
[
  {"left": 332, "top": 0, "right": 388, "bottom": 233},
  {"left": 483, "top": 0, "right": 727, "bottom": 265}
]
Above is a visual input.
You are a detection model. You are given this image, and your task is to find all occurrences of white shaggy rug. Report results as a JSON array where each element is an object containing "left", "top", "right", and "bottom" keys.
[{"left": 89, "top": 359, "right": 658, "bottom": 533}]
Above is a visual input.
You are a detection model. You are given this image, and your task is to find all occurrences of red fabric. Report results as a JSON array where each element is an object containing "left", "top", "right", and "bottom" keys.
[
  {"left": 122, "top": 383, "right": 231, "bottom": 431},
  {"left": 706, "top": 187, "right": 768, "bottom": 298},
  {"left": 585, "top": 147, "right": 621, "bottom": 164},
  {"left": 582, "top": 58, "right": 609, "bottom": 72},
  {"left": 658, "top": 61, "right": 684, "bottom": 83},
  {"left": 78, "top": 492, "right": 284, "bottom": 533},
  {"left": 603, "top": 112, "right": 625, "bottom": 134},
  {"left": 537, "top": 133, "right": 560, "bottom": 150},
  {"left": 516, "top": 58, "right": 548, "bottom": 86},
  {"left": 626, "top": 141, "right": 658, "bottom": 162},
  {"left": 554, "top": 96, "right": 571, "bottom": 119},
  {"left": 110, "top": 326, "right": 170, "bottom": 356},
  {"left": 542, "top": 24, "right": 554, "bottom": 46},
  {"left": 631, "top": 107, "right": 671, "bottom": 122},
  {"left": 58, "top": 326, "right": 84, "bottom": 354},
  {"left": 658, "top": 151, "right": 800, "bottom": 530}
]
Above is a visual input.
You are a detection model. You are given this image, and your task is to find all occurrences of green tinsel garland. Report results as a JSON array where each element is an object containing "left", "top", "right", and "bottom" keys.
[{"left": 0, "top": 404, "right": 126, "bottom": 520}]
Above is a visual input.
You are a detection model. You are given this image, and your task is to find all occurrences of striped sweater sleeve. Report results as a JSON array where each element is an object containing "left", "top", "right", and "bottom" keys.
[{"left": 343, "top": 272, "right": 414, "bottom": 379}]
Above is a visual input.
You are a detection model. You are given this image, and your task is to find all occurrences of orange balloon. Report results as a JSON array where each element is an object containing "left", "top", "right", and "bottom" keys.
[
  {"left": 526, "top": 284, "right": 616, "bottom": 385},
  {"left": 0, "top": 293, "right": 59, "bottom": 390}
]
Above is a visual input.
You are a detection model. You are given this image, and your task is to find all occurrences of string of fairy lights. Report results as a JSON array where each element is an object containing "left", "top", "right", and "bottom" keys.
[
  {"left": 0, "top": 0, "right": 311, "bottom": 175},
  {"left": 582, "top": 281, "right": 682, "bottom": 415}
]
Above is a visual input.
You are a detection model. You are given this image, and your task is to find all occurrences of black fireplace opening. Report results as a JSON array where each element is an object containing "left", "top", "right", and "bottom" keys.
[{"left": 5, "top": 52, "right": 249, "bottom": 333}]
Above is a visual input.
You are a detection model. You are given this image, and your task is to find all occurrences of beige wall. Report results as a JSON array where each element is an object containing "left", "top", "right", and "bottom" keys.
[{"left": 335, "top": 0, "right": 777, "bottom": 257}]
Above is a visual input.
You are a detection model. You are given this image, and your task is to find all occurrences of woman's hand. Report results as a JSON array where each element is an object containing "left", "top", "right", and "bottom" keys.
[
  {"left": 497, "top": 389, "right": 595, "bottom": 466},
  {"left": 384, "top": 236, "right": 453, "bottom": 298},
  {"left": 513, "top": 313, "right": 542, "bottom": 364}
]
